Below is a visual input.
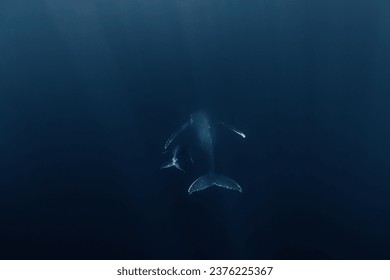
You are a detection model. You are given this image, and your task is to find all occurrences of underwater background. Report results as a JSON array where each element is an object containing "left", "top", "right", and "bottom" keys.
[{"left": 1, "top": 0, "right": 390, "bottom": 259}]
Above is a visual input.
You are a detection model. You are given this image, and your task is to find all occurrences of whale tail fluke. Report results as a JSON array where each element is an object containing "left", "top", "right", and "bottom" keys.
[
  {"left": 160, "top": 145, "right": 185, "bottom": 172},
  {"left": 188, "top": 173, "right": 242, "bottom": 194},
  {"left": 161, "top": 160, "right": 185, "bottom": 172}
]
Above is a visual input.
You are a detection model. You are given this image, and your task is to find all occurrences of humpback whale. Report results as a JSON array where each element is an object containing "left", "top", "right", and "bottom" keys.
[
  {"left": 161, "top": 146, "right": 185, "bottom": 172},
  {"left": 164, "top": 111, "right": 246, "bottom": 194}
]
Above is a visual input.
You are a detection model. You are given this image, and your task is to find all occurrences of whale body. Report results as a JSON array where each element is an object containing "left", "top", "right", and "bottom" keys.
[{"left": 164, "top": 111, "right": 245, "bottom": 194}]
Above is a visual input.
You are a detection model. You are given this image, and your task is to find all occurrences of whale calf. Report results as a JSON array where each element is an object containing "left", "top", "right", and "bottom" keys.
[
  {"left": 160, "top": 145, "right": 185, "bottom": 172},
  {"left": 163, "top": 111, "right": 245, "bottom": 194}
]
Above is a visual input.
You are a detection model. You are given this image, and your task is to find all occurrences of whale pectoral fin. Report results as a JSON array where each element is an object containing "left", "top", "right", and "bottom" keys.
[
  {"left": 164, "top": 121, "right": 190, "bottom": 149},
  {"left": 218, "top": 121, "right": 246, "bottom": 139},
  {"left": 188, "top": 173, "right": 242, "bottom": 194}
]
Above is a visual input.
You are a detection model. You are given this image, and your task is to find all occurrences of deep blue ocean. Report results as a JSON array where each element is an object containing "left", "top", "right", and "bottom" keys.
[{"left": 1, "top": 0, "right": 390, "bottom": 259}]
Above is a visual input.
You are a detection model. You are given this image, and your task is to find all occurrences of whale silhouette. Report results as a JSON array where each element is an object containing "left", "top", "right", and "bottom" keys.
[
  {"left": 163, "top": 111, "right": 245, "bottom": 194},
  {"left": 160, "top": 145, "right": 185, "bottom": 172}
]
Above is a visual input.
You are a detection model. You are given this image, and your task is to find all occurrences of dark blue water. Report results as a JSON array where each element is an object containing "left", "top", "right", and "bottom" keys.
[{"left": 1, "top": 0, "right": 390, "bottom": 259}]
